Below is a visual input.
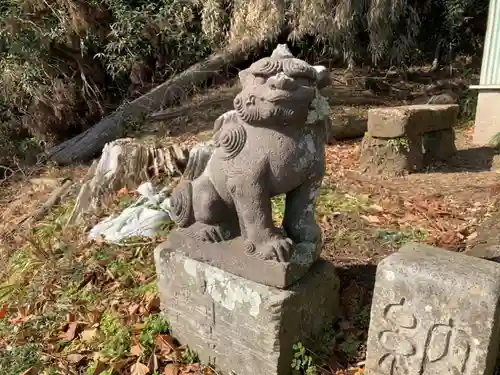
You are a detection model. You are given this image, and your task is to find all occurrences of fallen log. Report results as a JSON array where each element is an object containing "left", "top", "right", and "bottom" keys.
[
  {"left": 326, "top": 110, "right": 368, "bottom": 143},
  {"left": 46, "top": 43, "right": 259, "bottom": 165},
  {"left": 148, "top": 98, "right": 228, "bottom": 123}
]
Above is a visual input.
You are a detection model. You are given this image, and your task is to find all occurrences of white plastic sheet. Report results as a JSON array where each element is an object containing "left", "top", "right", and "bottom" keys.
[{"left": 88, "top": 182, "right": 172, "bottom": 242}]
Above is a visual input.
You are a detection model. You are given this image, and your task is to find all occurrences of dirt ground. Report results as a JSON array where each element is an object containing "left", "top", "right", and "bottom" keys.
[{"left": 1, "top": 67, "right": 499, "bottom": 374}]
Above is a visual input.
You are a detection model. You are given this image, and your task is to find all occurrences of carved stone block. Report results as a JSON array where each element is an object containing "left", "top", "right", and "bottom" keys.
[
  {"left": 158, "top": 229, "right": 321, "bottom": 288},
  {"left": 154, "top": 247, "right": 340, "bottom": 375},
  {"left": 366, "top": 242, "right": 500, "bottom": 375},
  {"left": 367, "top": 104, "right": 459, "bottom": 138},
  {"left": 359, "top": 134, "right": 423, "bottom": 177}
]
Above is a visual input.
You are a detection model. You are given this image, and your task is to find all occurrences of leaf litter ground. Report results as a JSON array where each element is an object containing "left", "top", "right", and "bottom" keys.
[{"left": 1, "top": 69, "right": 499, "bottom": 375}]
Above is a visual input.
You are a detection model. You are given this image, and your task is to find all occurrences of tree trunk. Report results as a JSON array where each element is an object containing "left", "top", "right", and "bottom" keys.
[{"left": 46, "top": 43, "right": 259, "bottom": 165}]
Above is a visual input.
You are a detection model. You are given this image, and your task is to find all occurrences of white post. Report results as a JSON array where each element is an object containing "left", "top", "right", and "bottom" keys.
[{"left": 470, "top": 0, "right": 500, "bottom": 145}]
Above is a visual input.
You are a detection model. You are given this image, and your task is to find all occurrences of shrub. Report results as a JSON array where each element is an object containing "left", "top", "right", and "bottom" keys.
[
  {"left": 0, "top": 0, "right": 213, "bottom": 143},
  {"left": 0, "top": 0, "right": 489, "bottom": 148}
]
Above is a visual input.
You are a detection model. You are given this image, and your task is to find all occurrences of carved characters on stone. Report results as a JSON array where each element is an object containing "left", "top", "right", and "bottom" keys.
[
  {"left": 168, "top": 44, "right": 330, "bottom": 263},
  {"left": 377, "top": 298, "right": 417, "bottom": 374},
  {"left": 376, "top": 298, "right": 474, "bottom": 375},
  {"left": 423, "top": 320, "right": 472, "bottom": 374}
]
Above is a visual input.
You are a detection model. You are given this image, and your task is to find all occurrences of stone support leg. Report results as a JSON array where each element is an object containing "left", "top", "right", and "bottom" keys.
[
  {"left": 423, "top": 128, "right": 457, "bottom": 161},
  {"left": 359, "top": 134, "right": 423, "bottom": 177}
]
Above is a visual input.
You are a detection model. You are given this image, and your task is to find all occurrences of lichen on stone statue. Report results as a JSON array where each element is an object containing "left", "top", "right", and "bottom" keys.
[{"left": 166, "top": 44, "right": 330, "bottom": 282}]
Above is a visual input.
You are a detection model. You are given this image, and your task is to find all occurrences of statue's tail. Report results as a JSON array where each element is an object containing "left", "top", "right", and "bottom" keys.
[
  {"left": 183, "top": 142, "right": 215, "bottom": 181},
  {"left": 169, "top": 180, "right": 195, "bottom": 227}
]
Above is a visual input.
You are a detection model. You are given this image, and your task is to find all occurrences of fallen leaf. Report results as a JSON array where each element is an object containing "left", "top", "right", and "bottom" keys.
[
  {"left": 81, "top": 328, "right": 98, "bottom": 342},
  {"left": 132, "top": 323, "right": 146, "bottom": 335},
  {"left": 147, "top": 353, "right": 159, "bottom": 372},
  {"left": 87, "top": 310, "right": 101, "bottom": 324},
  {"left": 59, "top": 322, "right": 79, "bottom": 341},
  {"left": 368, "top": 203, "right": 384, "bottom": 212},
  {"left": 360, "top": 215, "right": 381, "bottom": 224},
  {"left": 130, "top": 344, "right": 143, "bottom": 356},
  {"left": 67, "top": 353, "right": 85, "bottom": 364},
  {"left": 66, "top": 312, "right": 75, "bottom": 322},
  {"left": 89, "top": 360, "right": 107, "bottom": 375},
  {"left": 0, "top": 304, "right": 6, "bottom": 319},
  {"left": 182, "top": 363, "right": 201, "bottom": 373},
  {"left": 117, "top": 187, "right": 129, "bottom": 197},
  {"left": 9, "top": 312, "right": 32, "bottom": 325},
  {"left": 128, "top": 304, "right": 140, "bottom": 316},
  {"left": 143, "top": 292, "right": 160, "bottom": 313},
  {"left": 467, "top": 231, "right": 478, "bottom": 241},
  {"left": 163, "top": 365, "right": 180, "bottom": 375},
  {"left": 19, "top": 367, "right": 39, "bottom": 375},
  {"left": 155, "top": 334, "right": 176, "bottom": 356},
  {"left": 131, "top": 361, "right": 150, "bottom": 375}
]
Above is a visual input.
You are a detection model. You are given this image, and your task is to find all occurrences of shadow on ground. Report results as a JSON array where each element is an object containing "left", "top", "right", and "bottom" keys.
[
  {"left": 428, "top": 146, "right": 500, "bottom": 173},
  {"left": 336, "top": 263, "right": 377, "bottom": 293}
]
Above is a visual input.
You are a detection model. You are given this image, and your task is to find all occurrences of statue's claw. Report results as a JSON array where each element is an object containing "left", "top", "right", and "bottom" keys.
[
  {"left": 196, "top": 225, "right": 225, "bottom": 243},
  {"left": 180, "top": 223, "right": 226, "bottom": 243},
  {"left": 254, "top": 236, "right": 294, "bottom": 262}
]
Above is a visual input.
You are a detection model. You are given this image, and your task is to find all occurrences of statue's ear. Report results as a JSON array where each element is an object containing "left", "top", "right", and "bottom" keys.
[
  {"left": 213, "top": 110, "right": 239, "bottom": 133},
  {"left": 214, "top": 114, "right": 225, "bottom": 133}
]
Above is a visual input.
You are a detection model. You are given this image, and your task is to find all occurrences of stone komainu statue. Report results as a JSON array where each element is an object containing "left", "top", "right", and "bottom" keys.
[{"left": 168, "top": 45, "right": 330, "bottom": 263}]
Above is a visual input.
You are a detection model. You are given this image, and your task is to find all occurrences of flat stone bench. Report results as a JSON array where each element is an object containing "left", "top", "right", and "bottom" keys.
[{"left": 359, "top": 104, "right": 459, "bottom": 176}]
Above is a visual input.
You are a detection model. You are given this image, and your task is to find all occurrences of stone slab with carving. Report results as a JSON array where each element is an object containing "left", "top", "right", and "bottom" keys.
[
  {"left": 154, "top": 247, "right": 340, "bottom": 375},
  {"left": 365, "top": 242, "right": 500, "bottom": 375},
  {"left": 162, "top": 44, "right": 331, "bottom": 287}
]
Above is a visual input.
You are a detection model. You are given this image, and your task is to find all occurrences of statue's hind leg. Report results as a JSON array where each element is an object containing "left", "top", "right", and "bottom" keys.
[
  {"left": 282, "top": 172, "right": 323, "bottom": 261},
  {"left": 170, "top": 175, "right": 239, "bottom": 242}
]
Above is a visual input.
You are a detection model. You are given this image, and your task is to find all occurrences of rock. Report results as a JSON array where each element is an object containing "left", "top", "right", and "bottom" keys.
[
  {"left": 367, "top": 104, "right": 459, "bottom": 138},
  {"left": 154, "top": 248, "right": 340, "bottom": 375},
  {"left": 427, "top": 92, "right": 458, "bottom": 105},
  {"left": 366, "top": 242, "right": 500, "bottom": 375},
  {"left": 465, "top": 209, "right": 500, "bottom": 262}
]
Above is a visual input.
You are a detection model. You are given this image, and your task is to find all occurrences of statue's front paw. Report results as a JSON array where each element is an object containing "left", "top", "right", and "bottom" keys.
[
  {"left": 180, "top": 223, "right": 225, "bottom": 243},
  {"left": 249, "top": 236, "right": 294, "bottom": 262},
  {"left": 195, "top": 226, "right": 225, "bottom": 242}
]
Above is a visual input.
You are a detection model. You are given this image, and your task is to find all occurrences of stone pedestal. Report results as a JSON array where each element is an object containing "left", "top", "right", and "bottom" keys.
[
  {"left": 473, "top": 90, "right": 500, "bottom": 146},
  {"left": 365, "top": 242, "right": 500, "bottom": 375},
  {"left": 154, "top": 246, "right": 340, "bottom": 375}
]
